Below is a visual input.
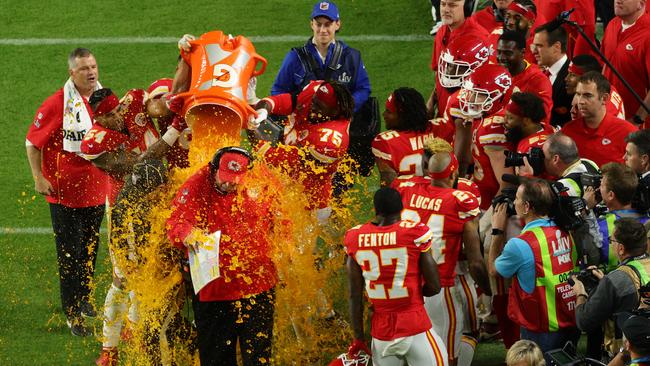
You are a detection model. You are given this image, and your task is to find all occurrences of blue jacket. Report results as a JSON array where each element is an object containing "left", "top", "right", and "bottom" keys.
[{"left": 271, "top": 39, "right": 371, "bottom": 112}]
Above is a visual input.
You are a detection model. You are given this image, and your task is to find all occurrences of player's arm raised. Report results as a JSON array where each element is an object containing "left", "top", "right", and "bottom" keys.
[
  {"left": 420, "top": 249, "right": 441, "bottom": 297},
  {"left": 462, "top": 218, "right": 492, "bottom": 296},
  {"left": 346, "top": 255, "right": 366, "bottom": 340}
]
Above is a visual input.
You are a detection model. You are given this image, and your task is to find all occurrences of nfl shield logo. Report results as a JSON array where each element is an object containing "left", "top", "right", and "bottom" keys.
[{"left": 320, "top": 2, "right": 329, "bottom": 10}]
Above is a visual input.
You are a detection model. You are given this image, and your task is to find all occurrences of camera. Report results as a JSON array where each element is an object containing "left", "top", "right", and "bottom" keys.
[
  {"left": 549, "top": 181, "right": 586, "bottom": 231},
  {"left": 491, "top": 187, "right": 517, "bottom": 216},
  {"left": 579, "top": 173, "right": 602, "bottom": 189},
  {"left": 504, "top": 147, "right": 545, "bottom": 176},
  {"left": 568, "top": 267, "right": 601, "bottom": 294}
]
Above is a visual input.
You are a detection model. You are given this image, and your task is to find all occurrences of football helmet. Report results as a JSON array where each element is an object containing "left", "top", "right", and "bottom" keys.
[
  {"left": 458, "top": 63, "right": 512, "bottom": 118},
  {"left": 327, "top": 352, "right": 371, "bottom": 366},
  {"left": 438, "top": 37, "right": 491, "bottom": 89}
]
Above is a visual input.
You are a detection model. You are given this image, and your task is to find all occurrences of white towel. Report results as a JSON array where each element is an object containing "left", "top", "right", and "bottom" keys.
[
  {"left": 381, "top": 336, "right": 413, "bottom": 357},
  {"left": 62, "top": 78, "right": 101, "bottom": 152}
]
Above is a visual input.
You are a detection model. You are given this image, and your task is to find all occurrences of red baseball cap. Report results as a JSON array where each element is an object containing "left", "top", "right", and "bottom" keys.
[{"left": 216, "top": 151, "right": 250, "bottom": 184}]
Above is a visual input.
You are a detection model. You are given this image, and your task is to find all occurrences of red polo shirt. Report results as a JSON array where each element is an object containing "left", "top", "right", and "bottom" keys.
[
  {"left": 561, "top": 114, "right": 638, "bottom": 167},
  {"left": 26, "top": 89, "right": 109, "bottom": 208},
  {"left": 602, "top": 13, "right": 650, "bottom": 120}
]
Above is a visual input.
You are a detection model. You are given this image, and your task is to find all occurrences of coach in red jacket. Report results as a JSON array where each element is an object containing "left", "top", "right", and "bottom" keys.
[{"left": 167, "top": 146, "right": 277, "bottom": 366}]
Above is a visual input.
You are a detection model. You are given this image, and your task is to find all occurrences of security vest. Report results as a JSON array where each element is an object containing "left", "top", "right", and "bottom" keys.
[
  {"left": 619, "top": 255, "right": 650, "bottom": 307},
  {"left": 508, "top": 225, "right": 578, "bottom": 333},
  {"left": 599, "top": 210, "right": 650, "bottom": 272}
]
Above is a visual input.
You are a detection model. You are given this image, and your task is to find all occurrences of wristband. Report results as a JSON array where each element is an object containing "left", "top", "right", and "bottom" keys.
[
  {"left": 491, "top": 228, "right": 505, "bottom": 236},
  {"left": 162, "top": 127, "right": 181, "bottom": 146}
]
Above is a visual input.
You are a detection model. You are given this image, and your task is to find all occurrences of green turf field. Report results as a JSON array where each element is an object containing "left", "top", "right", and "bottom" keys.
[{"left": 0, "top": 1, "right": 509, "bottom": 364}]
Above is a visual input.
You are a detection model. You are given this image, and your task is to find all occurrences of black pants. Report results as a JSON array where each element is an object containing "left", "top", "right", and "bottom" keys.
[
  {"left": 193, "top": 289, "right": 275, "bottom": 366},
  {"left": 49, "top": 203, "right": 104, "bottom": 318}
]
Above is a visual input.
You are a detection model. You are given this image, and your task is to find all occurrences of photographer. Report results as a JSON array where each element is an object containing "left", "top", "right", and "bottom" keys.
[
  {"left": 503, "top": 92, "right": 550, "bottom": 177},
  {"left": 608, "top": 313, "right": 650, "bottom": 366},
  {"left": 489, "top": 178, "right": 579, "bottom": 358},
  {"left": 539, "top": 132, "right": 602, "bottom": 266},
  {"left": 584, "top": 163, "right": 650, "bottom": 272},
  {"left": 572, "top": 219, "right": 650, "bottom": 358}
]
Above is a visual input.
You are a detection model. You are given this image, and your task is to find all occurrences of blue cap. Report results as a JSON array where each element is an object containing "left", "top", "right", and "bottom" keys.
[{"left": 311, "top": 1, "right": 340, "bottom": 21}]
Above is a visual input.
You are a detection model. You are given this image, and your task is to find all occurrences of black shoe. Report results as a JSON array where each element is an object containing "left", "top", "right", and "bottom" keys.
[
  {"left": 67, "top": 317, "right": 91, "bottom": 337},
  {"left": 80, "top": 302, "right": 97, "bottom": 318}
]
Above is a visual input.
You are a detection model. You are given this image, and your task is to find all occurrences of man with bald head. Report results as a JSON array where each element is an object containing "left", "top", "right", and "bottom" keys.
[{"left": 393, "top": 138, "right": 491, "bottom": 366}]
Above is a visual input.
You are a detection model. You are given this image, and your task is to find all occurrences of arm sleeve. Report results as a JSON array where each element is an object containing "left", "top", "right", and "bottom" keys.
[
  {"left": 266, "top": 93, "right": 295, "bottom": 116},
  {"left": 271, "top": 51, "right": 302, "bottom": 96},
  {"left": 26, "top": 95, "right": 61, "bottom": 149},
  {"left": 495, "top": 238, "right": 529, "bottom": 279},
  {"left": 351, "top": 57, "right": 371, "bottom": 113},
  {"left": 575, "top": 276, "right": 619, "bottom": 332}
]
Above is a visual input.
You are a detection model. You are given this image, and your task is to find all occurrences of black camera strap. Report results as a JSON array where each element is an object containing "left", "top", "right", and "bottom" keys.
[{"left": 293, "top": 38, "right": 344, "bottom": 82}]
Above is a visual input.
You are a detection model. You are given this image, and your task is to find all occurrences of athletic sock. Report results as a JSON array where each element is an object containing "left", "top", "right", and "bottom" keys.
[
  {"left": 101, "top": 284, "right": 128, "bottom": 348},
  {"left": 457, "top": 335, "right": 478, "bottom": 366}
]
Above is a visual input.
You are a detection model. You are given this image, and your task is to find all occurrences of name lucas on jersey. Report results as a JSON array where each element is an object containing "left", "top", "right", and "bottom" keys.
[
  {"left": 408, "top": 194, "right": 442, "bottom": 211},
  {"left": 358, "top": 231, "right": 397, "bottom": 248}
]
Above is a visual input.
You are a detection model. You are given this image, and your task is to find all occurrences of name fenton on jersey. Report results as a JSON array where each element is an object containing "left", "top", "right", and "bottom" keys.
[{"left": 358, "top": 231, "right": 397, "bottom": 247}]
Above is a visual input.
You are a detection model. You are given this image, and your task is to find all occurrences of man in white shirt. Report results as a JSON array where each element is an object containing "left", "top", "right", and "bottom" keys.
[{"left": 532, "top": 21, "right": 571, "bottom": 127}]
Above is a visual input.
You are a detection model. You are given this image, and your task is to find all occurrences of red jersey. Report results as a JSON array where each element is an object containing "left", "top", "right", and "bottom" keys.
[
  {"left": 81, "top": 89, "right": 160, "bottom": 202},
  {"left": 344, "top": 220, "right": 434, "bottom": 340},
  {"left": 471, "top": 110, "right": 512, "bottom": 210},
  {"left": 371, "top": 119, "right": 451, "bottom": 177},
  {"left": 433, "top": 17, "right": 489, "bottom": 117},
  {"left": 260, "top": 81, "right": 350, "bottom": 209},
  {"left": 608, "top": 86, "right": 626, "bottom": 120},
  {"left": 561, "top": 115, "right": 638, "bottom": 167},
  {"left": 517, "top": 130, "right": 548, "bottom": 154},
  {"left": 26, "top": 89, "right": 109, "bottom": 208},
  {"left": 392, "top": 176, "right": 481, "bottom": 287},
  {"left": 512, "top": 62, "right": 553, "bottom": 122},
  {"left": 81, "top": 89, "right": 159, "bottom": 159},
  {"left": 166, "top": 166, "right": 277, "bottom": 301},
  {"left": 602, "top": 13, "right": 650, "bottom": 120}
]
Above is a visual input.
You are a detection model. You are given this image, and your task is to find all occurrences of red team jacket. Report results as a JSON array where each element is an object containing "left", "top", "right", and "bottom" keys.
[
  {"left": 393, "top": 176, "right": 481, "bottom": 287},
  {"left": 259, "top": 81, "right": 350, "bottom": 209},
  {"left": 26, "top": 89, "right": 109, "bottom": 208},
  {"left": 166, "top": 166, "right": 278, "bottom": 301},
  {"left": 344, "top": 220, "right": 434, "bottom": 340}
]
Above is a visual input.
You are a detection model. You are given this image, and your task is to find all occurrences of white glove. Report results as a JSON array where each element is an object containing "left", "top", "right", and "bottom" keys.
[
  {"left": 247, "top": 108, "right": 268, "bottom": 130},
  {"left": 246, "top": 76, "right": 260, "bottom": 104},
  {"left": 178, "top": 34, "right": 196, "bottom": 52}
]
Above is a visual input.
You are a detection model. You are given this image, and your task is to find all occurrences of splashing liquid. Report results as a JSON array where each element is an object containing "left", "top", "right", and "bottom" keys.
[{"left": 105, "top": 105, "right": 372, "bottom": 364}]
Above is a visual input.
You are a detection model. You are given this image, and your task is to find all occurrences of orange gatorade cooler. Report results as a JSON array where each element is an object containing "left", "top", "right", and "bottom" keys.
[{"left": 178, "top": 30, "right": 267, "bottom": 166}]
